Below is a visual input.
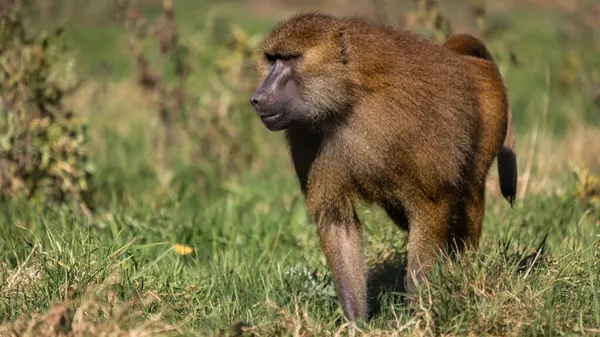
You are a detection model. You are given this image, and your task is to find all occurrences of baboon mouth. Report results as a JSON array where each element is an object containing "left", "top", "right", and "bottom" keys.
[{"left": 260, "top": 112, "right": 282, "bottom": 121}]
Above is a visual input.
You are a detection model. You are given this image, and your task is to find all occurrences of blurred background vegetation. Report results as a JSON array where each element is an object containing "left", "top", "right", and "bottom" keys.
[
  {"left": 3, "top": 0, "right": 599, "bottom": 212},
  {"left": 1, "top": 0, "right": 599, "bottom": 335}
]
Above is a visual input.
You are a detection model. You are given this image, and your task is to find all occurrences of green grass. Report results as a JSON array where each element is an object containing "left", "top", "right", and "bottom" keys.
[
  {"left": 1, "top": 174, "right": 599, "bottom": 335},
  {"left": 2, "top": 0, "right": 600, "bottom": 336}
]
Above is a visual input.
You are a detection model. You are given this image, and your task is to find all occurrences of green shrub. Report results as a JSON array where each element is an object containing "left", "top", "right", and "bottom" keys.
[{"left": 0, "top": 5, "right": 94, "bottom": 212}]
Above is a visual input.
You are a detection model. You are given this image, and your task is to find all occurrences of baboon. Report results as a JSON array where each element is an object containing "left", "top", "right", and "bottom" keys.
[{"left": 250, "top": 13, "right": 517, "bottom": 321}]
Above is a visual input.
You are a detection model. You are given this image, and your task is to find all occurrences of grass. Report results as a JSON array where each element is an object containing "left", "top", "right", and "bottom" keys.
[
  {"left": 2, "top": 0, "right": 600, "bottom": 335},
  {"left": 1, "top": 174, "right": 599, "bottom": 335}
]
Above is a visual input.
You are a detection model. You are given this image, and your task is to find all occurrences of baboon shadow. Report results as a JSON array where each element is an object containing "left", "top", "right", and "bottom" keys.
[{"left": 366, "top": 251, "right": 408, "bottom": 319}]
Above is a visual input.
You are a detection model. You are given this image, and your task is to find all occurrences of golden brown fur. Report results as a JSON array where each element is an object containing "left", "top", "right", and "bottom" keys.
[
  {"left": 254, "top": 13, "right": 517, "bottom": 321},
  {"left": 444, "top": 34, "right": 518, "bottom": 205}
]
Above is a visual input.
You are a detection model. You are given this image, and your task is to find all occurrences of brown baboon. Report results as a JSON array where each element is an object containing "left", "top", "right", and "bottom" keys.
[{"left": 250, "top": 13, "right": 517, "bottom": 321}]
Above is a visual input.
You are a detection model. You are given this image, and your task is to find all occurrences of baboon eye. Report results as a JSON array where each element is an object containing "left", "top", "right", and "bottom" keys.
[
  {"left": 265, "top": 53, "right": 302, "bottom": 65},
  {"left": 265, "top": 53, "right": 278, "bottom": 64}
]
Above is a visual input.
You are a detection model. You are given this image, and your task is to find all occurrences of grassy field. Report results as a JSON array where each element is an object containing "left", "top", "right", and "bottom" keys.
[{"left": 1, "top": 0, "right": 600, "bottom": 336}]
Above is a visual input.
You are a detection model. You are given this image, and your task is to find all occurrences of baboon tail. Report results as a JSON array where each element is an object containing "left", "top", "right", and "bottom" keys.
[
  {"left": 444, "top": 34, "right": 518, "bottom": 206},
  {"left": 443, "top": 33, "right": 495, "bottom": 62},
  {"left": 496, "top": 108, "right": 517, "bottom": 206}
]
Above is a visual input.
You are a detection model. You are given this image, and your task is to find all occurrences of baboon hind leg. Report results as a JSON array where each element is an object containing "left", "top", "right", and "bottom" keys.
[
  {"left": 466, "top": 183, "right": 486, "bottom": 249},
  {"left": 451, "top": 183, "right": 486, "bottom": 252},
  {"left": 404, "top": 199, "right": 452, "bottom": 300}
]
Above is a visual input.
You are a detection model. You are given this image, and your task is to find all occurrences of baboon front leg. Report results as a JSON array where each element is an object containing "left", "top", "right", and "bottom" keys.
[{"left": 316, "top": 211, "right": 367, "bottom": 321}]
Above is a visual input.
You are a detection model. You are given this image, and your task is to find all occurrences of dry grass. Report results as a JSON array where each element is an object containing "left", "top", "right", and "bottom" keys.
[
  {"left": 0, "top": 296, "right": 180, "bottom": 337},
  {"left": 244, "top": 297, "right": 434, "bottom": 336},
  {"left": 484, "top": 123, "right": 600, "bottom": 206}
]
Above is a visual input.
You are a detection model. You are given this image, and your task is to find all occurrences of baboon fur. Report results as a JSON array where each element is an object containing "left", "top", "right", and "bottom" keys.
[{"left": 252, "top": 12, "right": 517, "bottom": 321}]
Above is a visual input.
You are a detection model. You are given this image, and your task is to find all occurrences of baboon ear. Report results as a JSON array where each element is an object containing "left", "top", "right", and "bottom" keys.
[{"left": 335, "top": 27, "right": 349, "bottom": 65}]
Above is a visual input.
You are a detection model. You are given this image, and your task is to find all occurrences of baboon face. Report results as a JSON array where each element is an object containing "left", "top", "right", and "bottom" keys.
[
  {"left": 250, "top": 54, "right": 306, "bottom": 131},
  {"left": 251, "top": 14, "right": 353, "bottom": 131}
]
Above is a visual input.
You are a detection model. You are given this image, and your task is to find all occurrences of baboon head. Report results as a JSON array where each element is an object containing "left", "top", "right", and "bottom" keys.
[{"left": 250, "top": 13, "right": 354, "bottom": 131}]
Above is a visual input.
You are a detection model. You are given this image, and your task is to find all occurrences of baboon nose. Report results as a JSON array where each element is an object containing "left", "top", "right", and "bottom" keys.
[{"left": 250, "top": 91, "right": 265, "bottom": 107}]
